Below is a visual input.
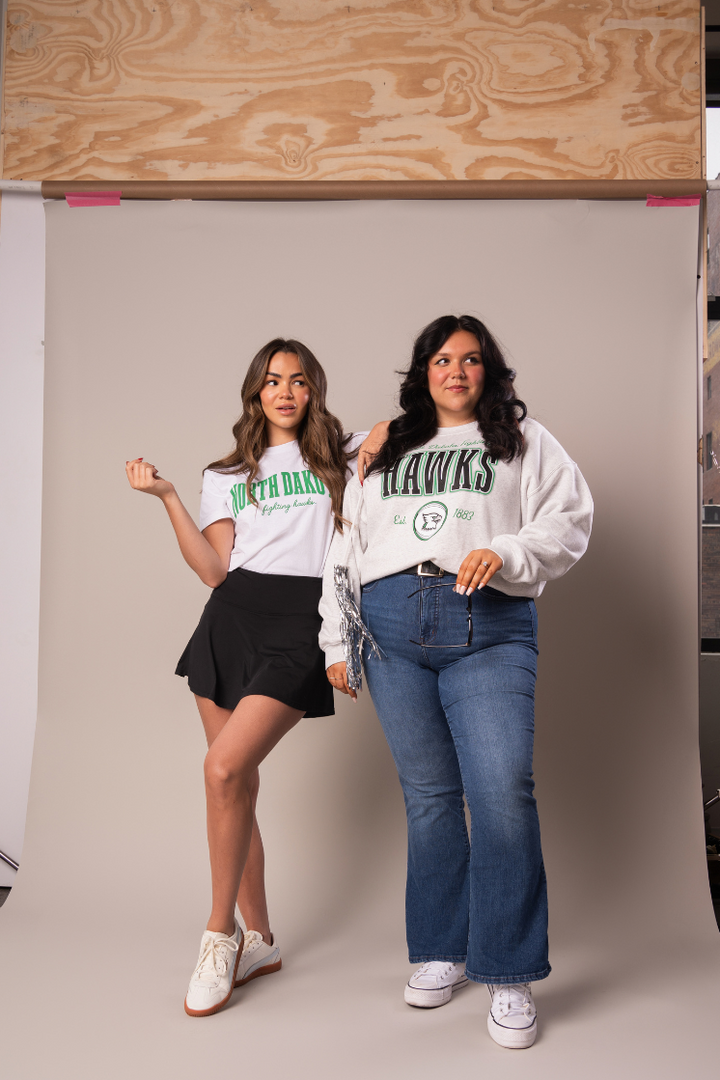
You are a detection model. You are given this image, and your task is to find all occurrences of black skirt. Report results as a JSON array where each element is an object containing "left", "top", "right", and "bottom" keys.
[{"left": 175, "top": 567, "right": 334, "bottom": 718}]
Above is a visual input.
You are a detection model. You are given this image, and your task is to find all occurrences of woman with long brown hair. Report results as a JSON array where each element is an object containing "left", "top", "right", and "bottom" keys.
[{"left": 126, "top": 338, "right": 373, "bottom": 1017}]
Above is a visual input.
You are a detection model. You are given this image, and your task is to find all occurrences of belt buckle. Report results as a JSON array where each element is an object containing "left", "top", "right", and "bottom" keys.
[{"left": 417, "top": 561, "right": 444, "bottom": 577}]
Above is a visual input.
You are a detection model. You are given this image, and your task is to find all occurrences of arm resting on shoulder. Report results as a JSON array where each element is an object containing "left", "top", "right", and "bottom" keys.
[{"left": 357, "top": 421, "right": 391, "bottom": 482}]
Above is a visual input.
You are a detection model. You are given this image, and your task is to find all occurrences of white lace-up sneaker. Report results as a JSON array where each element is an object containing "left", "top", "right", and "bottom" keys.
[
  {"left": 184, "top": 922, "right": 242, "bottom": 1017},
  {"left": 487, "top": 982, "right": 537, "bottom": 1048},
  {"left": 234, "top": 930, "right": 282, "bottom": 987},
  {"left": 404, "top": 961, "right": 469, "bottom": 1007}
]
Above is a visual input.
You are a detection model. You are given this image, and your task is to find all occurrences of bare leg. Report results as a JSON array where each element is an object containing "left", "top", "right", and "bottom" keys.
[
  {"left": 195, "top": 696, "right": 274, "bottom": 941},
  {"left": 200, "top": 694, "right": 303, "bottom": 937}
]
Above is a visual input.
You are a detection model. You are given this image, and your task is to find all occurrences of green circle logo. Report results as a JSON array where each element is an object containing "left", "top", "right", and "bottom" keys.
[{"left": 413, "top": 501, "right": 448, "bottom": 540}]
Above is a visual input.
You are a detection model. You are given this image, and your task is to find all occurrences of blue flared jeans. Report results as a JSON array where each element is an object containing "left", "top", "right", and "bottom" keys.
[{"left": 362, "top": 573, "right": 550, "bottom": 985}]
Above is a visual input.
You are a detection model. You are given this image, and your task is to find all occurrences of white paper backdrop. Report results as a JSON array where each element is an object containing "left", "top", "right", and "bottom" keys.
[{"left": 0, "top": 197, "right": 717, "bottom": 1079}]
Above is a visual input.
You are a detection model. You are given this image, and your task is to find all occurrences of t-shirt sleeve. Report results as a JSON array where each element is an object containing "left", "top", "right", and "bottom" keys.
[{"left": 199, "top": 470, "right": 235, "bottom": 532}]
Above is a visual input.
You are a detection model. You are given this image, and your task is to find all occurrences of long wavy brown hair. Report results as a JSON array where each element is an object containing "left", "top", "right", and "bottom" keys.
[{"left": 206, "top": 338, "right": 356, "bottom": 531}]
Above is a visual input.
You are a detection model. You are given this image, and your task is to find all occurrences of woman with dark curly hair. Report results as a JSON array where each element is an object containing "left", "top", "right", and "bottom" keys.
[{"left": 320, "top": 314, "right": 593, "bottom": 1049}]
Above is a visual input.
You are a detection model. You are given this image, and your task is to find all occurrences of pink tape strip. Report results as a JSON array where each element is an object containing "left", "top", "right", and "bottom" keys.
[
  {"left": 646, "top": 194, "right": 701, "bottom": 207},
  {"left": 65, "top": 191, "right": 122, "bottom": 208}
]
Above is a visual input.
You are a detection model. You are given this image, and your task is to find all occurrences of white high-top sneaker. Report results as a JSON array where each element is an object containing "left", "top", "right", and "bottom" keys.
[
  {"left": 404, "top": 961, "right": 469, "bottom": 1007},
  {"left": 487, "top": 982, "right": 537, "bottom": 1048},
  {"left": 184, "top": 922, "right": 242, "bottom": 1017},
  {"left": 234, "top": 930, "right": 282, "bottom": 987}
]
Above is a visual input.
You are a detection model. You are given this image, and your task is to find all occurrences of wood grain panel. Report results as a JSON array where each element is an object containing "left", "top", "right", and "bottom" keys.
[
  {"left": 39, "top": 178, "right": 707, "bottom": 199},
  {"left": 2, "top": 0, "right": 702, "bottom": 182}
]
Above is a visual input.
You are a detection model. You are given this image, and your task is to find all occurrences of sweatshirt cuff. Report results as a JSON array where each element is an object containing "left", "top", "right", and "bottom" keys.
[
  {"left": 323, "top": 645, "right": 346, "bottom": 669},
  {"left": 488, "top": 538, "right": 518, "bottom": 579}
]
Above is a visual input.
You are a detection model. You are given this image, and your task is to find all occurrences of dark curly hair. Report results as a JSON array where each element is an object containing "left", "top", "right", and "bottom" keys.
[{"left": 366, "top": 314, "right": 527, "bottom": 477}]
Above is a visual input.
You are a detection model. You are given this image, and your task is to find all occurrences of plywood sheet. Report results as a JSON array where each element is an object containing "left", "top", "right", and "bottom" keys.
[{"left": 2, "top": 1, "right": 703, "bottom": 182}]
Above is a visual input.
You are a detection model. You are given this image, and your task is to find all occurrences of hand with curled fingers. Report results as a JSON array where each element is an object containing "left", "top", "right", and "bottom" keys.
[
  {"left": 125, "top": 458, "right": 176, "bottom": 500},
  {"left": 326, "top": 661, "right": 357, "bottom": 702},
  {"left": 453, "top": 548, "right": 504, "bottom": 596},
  {"left": 357, "top": 421, "right": 390, "bottom": 484}
]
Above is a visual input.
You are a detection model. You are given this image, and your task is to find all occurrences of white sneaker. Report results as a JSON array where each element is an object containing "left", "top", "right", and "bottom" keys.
[
  {"left": 234, "top": 930, "right": 282, "bottom": 987},
  {"left": 404, "top": 961, "right": 469, "bottom": 1007},
  {"left": 184, "top": 922, "right": 242, "bottom": 1017},
  {"left": 487, "top": 982, "right": 537, "bottom": 1048}
]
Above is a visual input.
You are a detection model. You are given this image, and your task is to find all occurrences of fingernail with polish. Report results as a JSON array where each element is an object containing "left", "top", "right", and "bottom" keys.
[{"left": 457, "top": 585, "right": 466, "bottom": 595}]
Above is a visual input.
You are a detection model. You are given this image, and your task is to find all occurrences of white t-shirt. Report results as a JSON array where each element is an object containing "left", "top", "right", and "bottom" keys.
[{"left": 199, "top": 433, "right": 366, "bottom": 578}]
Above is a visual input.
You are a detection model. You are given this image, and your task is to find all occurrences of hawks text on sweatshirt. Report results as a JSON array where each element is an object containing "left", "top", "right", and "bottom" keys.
[{"left": 319, "top": 418, "right": 593, "bottom": 668}]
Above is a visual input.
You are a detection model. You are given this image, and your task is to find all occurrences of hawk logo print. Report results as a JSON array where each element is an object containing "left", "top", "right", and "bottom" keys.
[
  {"left": 413, "top": 501, "right": 448, "bottom": 540},
  {"left": 421, "top": 510, "right": 443, "bottom": 532}
]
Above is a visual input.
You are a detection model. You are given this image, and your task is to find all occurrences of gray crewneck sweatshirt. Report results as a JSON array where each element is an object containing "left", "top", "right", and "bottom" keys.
[{"left": 319, "top": 418, "right": 593, "bottom": 668}]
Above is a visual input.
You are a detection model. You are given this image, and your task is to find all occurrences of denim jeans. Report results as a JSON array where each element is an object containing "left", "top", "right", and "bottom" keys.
[{"left": 362, "top": 572, "right": 550, "bottom": 985}]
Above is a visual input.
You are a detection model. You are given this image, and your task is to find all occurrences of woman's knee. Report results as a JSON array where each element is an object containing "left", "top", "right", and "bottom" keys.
[
  {"left": 203, "top": 750, "right": 253, "bottom": 803},
  {"left": 401, "top": 775, "right": 465, "bottom": 823}
]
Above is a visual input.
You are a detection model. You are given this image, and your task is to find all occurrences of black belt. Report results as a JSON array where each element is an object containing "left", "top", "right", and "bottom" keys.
[{"left": 399, "top": 561, "right": 446, "bottom": 577}]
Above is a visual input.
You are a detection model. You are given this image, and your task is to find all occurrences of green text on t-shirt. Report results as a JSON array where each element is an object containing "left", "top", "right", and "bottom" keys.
[{"left": 230, "top": 470, "right": 326, "bottom": 516}]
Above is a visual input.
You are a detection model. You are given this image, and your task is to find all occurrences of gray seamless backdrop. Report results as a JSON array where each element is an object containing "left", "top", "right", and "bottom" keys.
[{"left": 0, "top": 198, "right": 717, "bottom": 1078}]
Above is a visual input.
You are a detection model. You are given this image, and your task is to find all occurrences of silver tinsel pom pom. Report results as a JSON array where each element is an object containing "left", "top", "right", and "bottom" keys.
[{"left": 333, "top": 564, "right": 382, "bottom": 691}]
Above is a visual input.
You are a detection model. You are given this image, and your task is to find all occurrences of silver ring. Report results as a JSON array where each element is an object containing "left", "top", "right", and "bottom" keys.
[{"left": 482, "top": 561, "right": 490, "bottom": 568}]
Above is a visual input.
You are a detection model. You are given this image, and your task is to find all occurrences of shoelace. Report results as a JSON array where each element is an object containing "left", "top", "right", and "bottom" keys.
[
  {"left": 194, "top": 934, "right": 240, "bottom": 985},
  {"left": 241, "top": 930, "right": 264, "bottom": 957},
  {"left": 490, "top": 983, "right": 533, "bottom": 1019},
  {"left": 414, "top": 961, "right": 457, "bottom": 980}
]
